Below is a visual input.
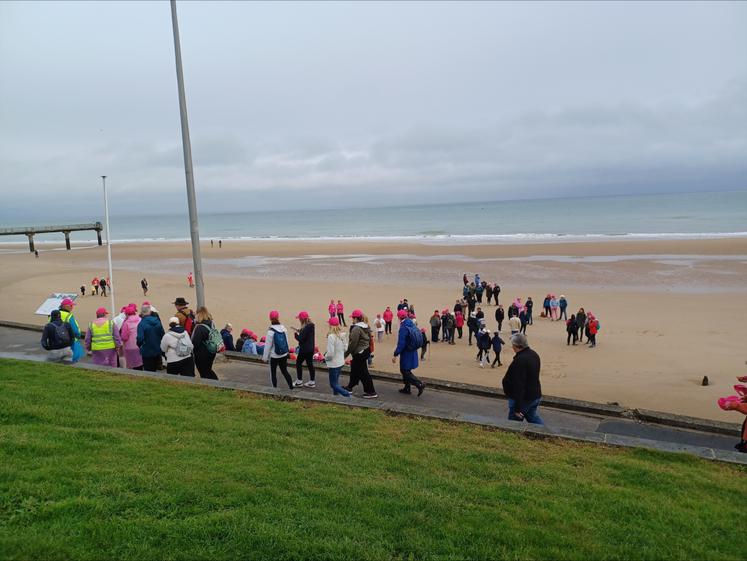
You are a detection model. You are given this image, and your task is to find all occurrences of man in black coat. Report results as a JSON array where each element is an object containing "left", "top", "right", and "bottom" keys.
[{"left": 501, "top": 333, "right": 543, "bottom": 425}]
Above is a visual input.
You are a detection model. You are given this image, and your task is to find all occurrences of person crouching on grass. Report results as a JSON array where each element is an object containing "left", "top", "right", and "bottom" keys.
[{"left": 501, "top": 333, "right": 543, "bottom": 425}]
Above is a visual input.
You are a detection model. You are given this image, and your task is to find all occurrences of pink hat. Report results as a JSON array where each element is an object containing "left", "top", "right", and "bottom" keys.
[
  {"left": 260, "top": 336, "right": 266, "bottom": 342},
  {"left": 296, "top": 311, "right": 309, "bottom": 321},
  {"left": 96, "top": 307, "right": 108, "bottom": 317},
  {"left": 143, "top": 300, "right": 151, "bottom": 306},
  {"left": 350, "top": 308, "right": 363, "bottom": 319},
  {"left": 60, "top": 298, "right": 75, "bottom": 307},
  {"left": 241, "top": 328, "right": 251, "bottom": 336},
  {"left": 269, "top": 310, "right": 279, "bottom": 320},
  {"left": 125, "top": 304, "right": 138, "bottom": 315},
  {"left": 328, "top": 316, "right": 340, "bottom": 326},
  {"left": 397, "top": 309, "right": 408, "bottom": 320}
]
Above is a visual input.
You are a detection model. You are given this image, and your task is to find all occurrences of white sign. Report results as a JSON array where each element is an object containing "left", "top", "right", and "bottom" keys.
[{"left": 35, "top": 293, "right": 78, "bottom": 316}]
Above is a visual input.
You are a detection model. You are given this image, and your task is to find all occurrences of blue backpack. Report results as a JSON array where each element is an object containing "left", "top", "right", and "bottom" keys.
[
  {"left": 272, "top": 329, "right": 289, "bottom": 355},
  {"left": 405, "top": 324, "right": 424, "bottom": 352}
]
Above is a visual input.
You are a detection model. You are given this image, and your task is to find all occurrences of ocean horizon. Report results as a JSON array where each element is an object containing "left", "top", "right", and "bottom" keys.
[{"left": 2, "top": 190, "right": 746, "bottom": 245}]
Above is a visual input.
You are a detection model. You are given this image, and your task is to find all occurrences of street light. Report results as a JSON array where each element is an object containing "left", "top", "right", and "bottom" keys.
[
  {"left": 170, "top": 0, "right": 205, "bottom": 309},
  {"left": 101, "top": 175, "right": 115, "bottom": 315}
]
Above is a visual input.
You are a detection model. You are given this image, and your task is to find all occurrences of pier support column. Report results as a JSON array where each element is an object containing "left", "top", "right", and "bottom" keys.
[
  {"left": 97, "top": 229, "right": 102, "bottom": 246},
  {"left": 64, "top": 231, "right": 71, "bottom": 250},
  {"left": 26, "top": 234, "right": 35, "bottom": 253}
]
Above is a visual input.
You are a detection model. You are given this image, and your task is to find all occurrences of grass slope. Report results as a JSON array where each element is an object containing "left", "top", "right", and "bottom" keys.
[{"left": 0, "top": 358, "right": 744, "bottom": 560}]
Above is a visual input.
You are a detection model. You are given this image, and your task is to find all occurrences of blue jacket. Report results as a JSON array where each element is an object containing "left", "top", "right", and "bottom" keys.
[
  {"left": 137, "top": 315, "right": 165, "bottom": 358},
  {"left": 221, "top": 329, "right": 236, "bottom": 352},
  {"left": 491, "top": 334, "right": 505, "bottom": 353},
  {"left": 393, "top": 318, "right": 419, "bottom": 371}
]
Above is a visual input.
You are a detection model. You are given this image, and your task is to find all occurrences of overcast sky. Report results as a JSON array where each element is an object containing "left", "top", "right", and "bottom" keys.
[{"left": 1, "top": 0, "right": 745, "bottom": 219}]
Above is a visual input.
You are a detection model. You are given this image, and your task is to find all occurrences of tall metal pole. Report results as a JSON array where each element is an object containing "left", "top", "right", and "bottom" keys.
[
  {"left": 170, "top": 0, "right": 205, "bottom": 309},
  {"left": 102, "top": 175, "right": 115, "bottom": 315}
]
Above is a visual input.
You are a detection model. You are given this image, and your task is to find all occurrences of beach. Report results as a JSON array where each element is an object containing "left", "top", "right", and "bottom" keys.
[{"left": 1, "top": 237, "right": 746, "bottom": 422}]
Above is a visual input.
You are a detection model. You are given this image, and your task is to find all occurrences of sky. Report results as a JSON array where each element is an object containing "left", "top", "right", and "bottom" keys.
[{"left": 0, "top": 0, "right": 746, "bottom": 219}]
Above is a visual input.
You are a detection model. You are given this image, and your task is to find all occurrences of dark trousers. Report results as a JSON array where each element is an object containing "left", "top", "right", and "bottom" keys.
[
  {"left": 400, "top": 367, "right": 423, "bottom": 392},
  {"left": 142, "top": 356, "right": 160, "bottom": 372},
  {"left": 347, "top": 351, "right": 375, "bottom": 394},
  {"left": 468, "top": 328, "right": 476, "bottom": 345},
  {"left": 167, "top": 356, "right": 195, "bottom": 377},
  {"left": 457, "top": 326, "right": 463, "bottom": 338},
  {"left": 296, "top": 351, "right": 316, "bottom": 381},
  {"left": 589, "top": 333, "right": 597, "bottom": 347},
  {"left": 195, "top": 350, "right": 218, "bottom": 379},
  {"left": 560, "top": 308, "right": 567, "bottom": 321},
  {"left": 578, "top": 326, "right": 585, "bottom": 342},
  {"left": 420, "top": 345, "right": 428, "bottom": 360},
  {"left": 100, "top": 286, "right": 107, "bottom": 296},
  {"left": 520, "top": 323, "right": 527, "bottom": 334},
  {"left": 527, "top": 311, "right": 533, "bottom": 325},
  {"left": 497, "top": 320, "right": 503, "bottom": 332},
  {"left": 448, "top": 327, "right": 455, "bottom": 344},
  {"left": 431, "top": 326, "right": 439, "bottom": 343},
  {"left": 385, "top": 321, "right": 392, "bottom": 334},
  {"left": 567, "top": 331, "right": 578, "bottom": 345},
  {"left": 270, "top": 356, "right": 293, "bottom": 388},
  {"left": 491, "top": 351, "right": 502, "bottom": 366},
  {"left": 337, "top": 312, "right": 346, "bottom": 326}
]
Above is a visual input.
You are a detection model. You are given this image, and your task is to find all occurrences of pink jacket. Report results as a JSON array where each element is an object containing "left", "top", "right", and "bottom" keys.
[
  {"left": 336, "top": 302, "right": 344, "bottom": 313},
  {"left": 119, "top": 315, "right": 141, "bottom": 351},
  {"left": 383, "top": 309, "right": 393, "bottom": 322},
  {"left": 328, "top": 303, "right": 336, "bottom": 316}
]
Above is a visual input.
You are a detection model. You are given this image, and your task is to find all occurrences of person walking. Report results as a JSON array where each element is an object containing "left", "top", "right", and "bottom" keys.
[
  {"left": 323, "top": 317, "right": 351, "bottom": 397},
  {"left": 141, "top": 278, "right": 148, "bottom": 296},
  {"left": 566, "top": 314, "right": 578, "bottom": 345},
  {"left": 476, "top": 325, "right": 492, "bottom": 368},
  {"left": 486, "top": 283, "right": 494, "bottom": 305},
  {"left": 475, "top": 282, "right": 484, "bottom": 304},
  {"left": 343, "top": 309, "right": 377, "bottom": 398},
  {"left": 519, "top": 308, "right": 528, "bottom": 334},
  {"left": 576, "top": 308, "right": 587, "bottom": 343},
  {"left": 502, "top": 333, "right": 543, "bottom": 425},
  {"left": 220, "top": 323, "right": 236, "bottom": 352},
  {"left": 293, "top": 311, "right": 316, "bottom": 388},
  {"left": 52, "top": 298, "right": 84, "bottom": 362},
  {"left": 187, "top": 272, "right": 194, "bottom": 288},
  {"left": 393, "top": 312, "right": 425, "bottom": 396},
  {"left": 336, "top": 300, "right": 346, "bottom": 326},
  {"left": 92, "top": 277, "right": 99, "bottom": 296},
  {"left": 191, "top": 307, "right": 220, "bottom": 380},
  {"left": 490, "top": 331, "right": 505, "bottom": 368},
  {"left": 160, "top": 316, "right": 195, "bottom": 376},
  {"left": 508, "top": 314, "right": 521, "bottom": 335},
  {"left": 419, "top": 328, "right": 429, "bottom": 361},
  {"left": 119, "top": 304, "right": 143, "bottom": 370},
  {"left": 383, "top": 306, "right": 394, "bottom": 335},
  {"left": 40, "top": 309, "right": 74, "bottom": 363},
  {"left": 467, "top": 312, "right": 478, "bottom": 346},
  {"left": 429, "top": 310, "right": 441, "bottom": 343},
  {"left": 559, "top": 295, "right": 568, "bottom": 321},
  {"left": 455, "top": 310, "right": 464, "bottom": 339},
  {"left": 136, "top": 304, "right": 165, "bottom": 372},
  {"left": 80, "top": 285, "right": 86, "bottom": 298},
  {"left": 444, "top": 312, "right": 456, "bottom": 345},
  {"left": 493, "top": 284, "right": 501, "bottom": 305},
  {"left": 495, "top": 304, "right": 504, "bottom": 333},
  {"left": 99, "top": 277, "right": 108, "bottom": 297},
  {"left": 587, "top": 313, "right": 599, "bottom": 348},
  {"left": 262, "top": 311, "right": 294, "bottom": 389}
]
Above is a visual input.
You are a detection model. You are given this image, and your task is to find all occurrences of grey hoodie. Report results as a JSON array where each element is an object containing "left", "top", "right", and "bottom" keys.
[{"left": 345, "top": 322, "right": 371, "bottom": 356}]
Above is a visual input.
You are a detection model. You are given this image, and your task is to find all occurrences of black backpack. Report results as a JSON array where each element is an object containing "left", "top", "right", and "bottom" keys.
[{"left": 53, "top": 322, "right": 71, "bottom": 347}]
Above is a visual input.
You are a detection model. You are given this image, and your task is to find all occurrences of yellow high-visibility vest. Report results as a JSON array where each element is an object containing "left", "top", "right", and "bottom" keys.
[{"left": 89, "top": 320, "right": 115, "bottom": 351}]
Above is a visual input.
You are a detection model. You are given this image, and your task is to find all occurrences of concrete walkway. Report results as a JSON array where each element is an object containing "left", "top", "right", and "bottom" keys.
[{"left": 1, "top": 325, "right": 745, "bottom": 464}]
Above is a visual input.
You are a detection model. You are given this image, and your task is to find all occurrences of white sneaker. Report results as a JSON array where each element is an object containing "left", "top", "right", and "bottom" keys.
[
  {"left": 303, "top": 380, "right": 316, "bottom": 388},
  {"left": 479, "top": 363, "right": 484, "bottom": 368},
  {"left": 293, "top": 379, "right": 304, "bottom": 387}
]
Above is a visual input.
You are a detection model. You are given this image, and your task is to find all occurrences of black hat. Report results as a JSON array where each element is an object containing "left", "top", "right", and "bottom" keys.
[{"left": 173, "top": 297, "right": 189, "bottom": 306}]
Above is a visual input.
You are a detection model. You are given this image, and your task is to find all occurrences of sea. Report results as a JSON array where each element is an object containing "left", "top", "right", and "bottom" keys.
[{"left": 2, "top": 190, "right": 746, "bottom": 246}]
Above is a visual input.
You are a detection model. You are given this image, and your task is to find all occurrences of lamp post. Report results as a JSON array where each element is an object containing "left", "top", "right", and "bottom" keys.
[
  {"left": 101, "top": 175, "right": 115, "bottom": 315},
  {"left": 170, "top": 0, "right": 205, "bottom": 308}
]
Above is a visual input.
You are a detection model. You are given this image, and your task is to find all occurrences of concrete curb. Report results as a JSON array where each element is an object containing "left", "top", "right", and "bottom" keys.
[{"left": 2, "top": 320, "right": 741, "bottom": 438}]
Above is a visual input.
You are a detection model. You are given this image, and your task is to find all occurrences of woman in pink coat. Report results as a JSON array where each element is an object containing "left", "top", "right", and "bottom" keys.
[
  {"left": 328, "top": 300, "right": 336, "bottom": 318},
  {"left": 119, "top": 303, "right": 143, "bottom": 370}
]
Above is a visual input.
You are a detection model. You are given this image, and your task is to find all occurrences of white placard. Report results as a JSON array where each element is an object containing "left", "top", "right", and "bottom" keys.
[{"left": 35, "top": 293, "right": 78, "bottom": 316}]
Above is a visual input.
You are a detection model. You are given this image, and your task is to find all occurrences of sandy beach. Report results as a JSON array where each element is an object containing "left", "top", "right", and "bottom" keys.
[{"left": 1, "top": 237, "right": 746, "bottom": 422}]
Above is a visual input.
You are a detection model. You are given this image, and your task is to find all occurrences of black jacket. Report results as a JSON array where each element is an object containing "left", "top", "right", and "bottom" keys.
[
  {"left": 502, "top": 347, "right": 542, "bottom": 411},
  {"left": 294, "top": 322, "right": 315, "bottom": 354},
  {"left": 41, "top": 320, "right": 73, "bottom": 350},
  {"left": 495, "top": 308, "right": 504, "bottom": 322}
]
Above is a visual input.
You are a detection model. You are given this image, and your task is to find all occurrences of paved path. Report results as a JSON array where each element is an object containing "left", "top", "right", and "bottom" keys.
[{"left": 0, "top": 326, "right": 742, "bottom": 459}]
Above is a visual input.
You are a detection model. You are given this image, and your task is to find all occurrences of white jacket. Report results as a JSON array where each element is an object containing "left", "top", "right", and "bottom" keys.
[
  {"left": 160, "top": 329, "right": 194, "bottom": 364},
  {"left": 324, "top": 332, "right": 348, "bottom": 368},
  {"left": 262, "top": 325, "right": 289, "bottom": 361}
]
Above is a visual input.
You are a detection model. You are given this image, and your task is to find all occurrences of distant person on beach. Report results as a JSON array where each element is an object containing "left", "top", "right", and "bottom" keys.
[
  {"left": 476, "top": 325, "right": 491, "bottom": 368},
  {"left": 99, "top": 277, "right": 107, "bottom": 297},
  {"left": 80, "top": 285, "right": 85, "bottom": 298},
  {"left": 34, "top": 249, "right": 39, "bottom": 258},
  {"left": 161, "top": 317, "right": 195, "bottom": 377},
  {"left": 211, "top": 240, "right": 214, "bottom": 248},
  {"left": 219, "top": 240, "right": 222, "bottom": 248},
  {"left": 393, "top": 310, "right": 425, "bottom": 396},
  {"left": 374, "top": 314, "right": 385, "bottom": 342},
  {"left": 323, "top": 317, "right": 351, "bottom": 398},
  {"left": 454, "top": 299, "right": 463, "bottom": 315},
  {"left": 328, "top": 300, "right": 336, "bottom": 319},
  {"left": 420, "top": 328, "right": 429, "bottom": 360},
  {"left": 429, "top": 310, "right": 441, "bottom": 343},
  {"left": 51, "top": 298, "right": 83, "bottom": 362},
  {"left": 559, "top": 295, "right": 568, "bottom": 321},
  {"left": 343, "top": 309, "right": 377, "bottom": 399},
  {"left": 525, "top": 297, "right": 534, "bottom": 325},
  {"left": 220, "top": 323, "right": 235, "bottom": 352},
  {"left": 455, "top": 310, "right": 464, "bottom": 339},
  {"left": 191, "top": 307, "right": 220, "bottom": 380},
  {"left": 495, "top": 304, "right": 504, "bottom": 332},
  {"left": 508, "top": 314, "right": 521, "bottom": 335},
  {"left": 187, "top": 272, "right": 194, "bottom": 288},
  {"left": 549, "top": 295, "right": 559, "bottom": 321},
  {"left": 466, "top": 293, "right": 476, "bottom": 316},
  {"left": 92, "top": 279, "right": 98, "bottom": 296},
  {"left": 141, "top": 278, "right": 148, "bottom": 296},
  {"left": 486, "top": 283, "right": 493, "bottom": 305},
  {"left": 576, "top": 308, "right": 587, "bottom": 343},
  {"left": 85, "top": 307, "right": 121, "bottom": 367},
  {"left": 262, "top": 310, "right": 293, "bottom": 389},
  {"left": 440, "top": 310, "right": 449, "bottom": 342},
  {"left": 463, "top": 273, "right": 468, "bottom": 286},
  {"left": 293, "top": 311, "right": 316, "bottom": 388},
  {"left": 474, "top": 273, "right": 481, "bottom": 287},
  {"left": 587, "top": 313, "right": 599, "bottom": 348},
  {"left": 491, "top": 331, "right": 505, "bottom": 368},
  {"left": 173, "top": 297, "right": 195, "bottom": 335},
  {"left": 493, "top": 284, "right": 500, "bottom": 305},
  {"left": 41, "top": 309, "right": 74, "bottom": 363},
  {"left": 475, "top": 282, "right": 484, "bottom": 304},
  {"left": 543, "top": 294, "right": 551, "bottom": 318},
  {"left": 383, "top": 306, "right": 393, "bottom": 334},
  {"left": 444, "top": 311, "right": 456, "bottom": 345},
  {"left": 502, "top": 333, "right": 543, "bottom": 425},
  {"left": 336, "top": 300, "right": 346, "bottom": 326},
  {"left": 137, "top": 304, "right": 165, "bottom": 372},
  {"left": 566, "top": 314, "right": 578, "bottom": 345},
  {"left": 119, "top": 304, "right": 143, "bottom": 370},
  {"left": 467, "top": 312, "right": 478, "bottom": 346},
  {"left": 519, "top": 308, "right": 528, "bottom": 334}
]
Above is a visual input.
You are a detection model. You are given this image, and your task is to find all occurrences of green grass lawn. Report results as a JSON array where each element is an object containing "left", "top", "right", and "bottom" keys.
[{"left": 0, "top": 358, "right": 744, "bottom": 561}]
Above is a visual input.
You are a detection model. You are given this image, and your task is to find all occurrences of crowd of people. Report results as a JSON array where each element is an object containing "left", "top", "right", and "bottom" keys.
[{"left": 79, "top": 276, "right": 111, "bottom": 298}]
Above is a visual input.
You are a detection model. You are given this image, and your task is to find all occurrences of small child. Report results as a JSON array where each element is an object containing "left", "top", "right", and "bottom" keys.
[
  {"left": 420, "top": 328, "right": 429, "bottom": 361},
  {"left": 80, "top": 285, "right": 85, "bottom": 297}
]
